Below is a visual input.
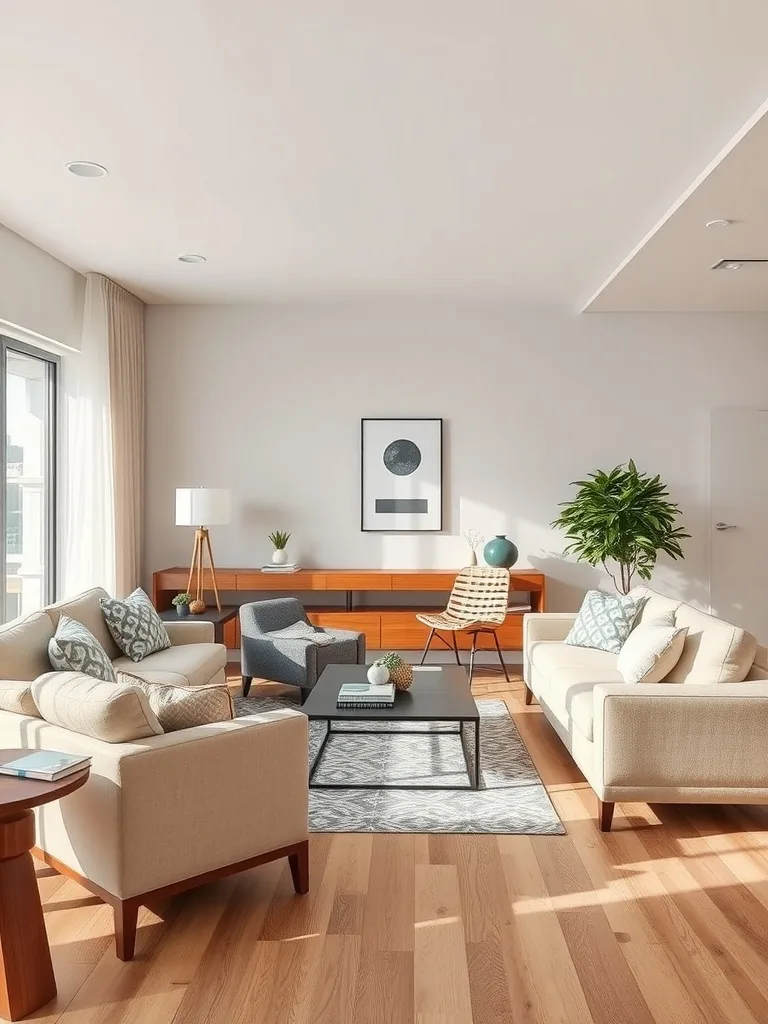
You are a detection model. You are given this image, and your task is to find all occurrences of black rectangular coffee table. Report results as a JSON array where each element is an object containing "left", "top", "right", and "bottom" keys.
[{"left": 301, "top": 664, "right": 480, "bottom": 790}]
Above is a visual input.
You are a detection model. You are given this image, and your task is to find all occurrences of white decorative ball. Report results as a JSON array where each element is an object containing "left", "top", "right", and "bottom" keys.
[{"left": 367, "top": 662, "right": 390, "bottom": 686}]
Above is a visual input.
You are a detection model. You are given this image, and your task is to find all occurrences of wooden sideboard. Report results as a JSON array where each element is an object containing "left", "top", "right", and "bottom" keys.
[{"left": 152, "top": 568, "right": 547, "bottom": 651}]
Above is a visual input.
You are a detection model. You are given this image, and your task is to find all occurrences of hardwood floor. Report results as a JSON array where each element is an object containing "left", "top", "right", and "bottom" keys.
[{"left": 14, "top": 670, "right": 768, "bottom": 1024}]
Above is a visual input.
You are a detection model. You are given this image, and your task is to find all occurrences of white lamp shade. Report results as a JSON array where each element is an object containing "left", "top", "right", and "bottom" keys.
[{"left": 175, "top": 488, "right": 231, "bottom": 527}]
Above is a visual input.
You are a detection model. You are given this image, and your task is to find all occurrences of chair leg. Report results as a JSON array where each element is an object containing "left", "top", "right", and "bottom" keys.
[
  {"left": 241, "top": 675, "right": 253, "bottom": 698},
  {"left": 468, "top": 632, "right": 478, "bottom": 688},
  {"left": 598, "top": 800, "right": 615, "bottom": 832},
  {"left": 419, "top": 628, "right": 436, "bottom": 666},
  {"left": 114, "top": 899, "right": 139, "bottom": 961},
  {"left": 299, "top": 687, "right": 310, "bottom": 706},
  {"left": 289, "top": 840, "right": 310, "bottom": 894},
  {"left": 524, "top": 684, "right": 534, "bottom": 705},
  {"left": 451, "top": 631, "right": 461, "bottom": 666},
  {"left": 491, "top": 630, "right": 510, "bottom": 682}
]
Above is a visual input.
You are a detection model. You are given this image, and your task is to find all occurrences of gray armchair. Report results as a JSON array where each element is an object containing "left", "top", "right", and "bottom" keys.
[{"left": 240, "top": 598, "right": 366, "bottom": 702}]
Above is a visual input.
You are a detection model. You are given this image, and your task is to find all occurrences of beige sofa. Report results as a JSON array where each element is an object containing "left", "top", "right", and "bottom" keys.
[
  {"left": 0, "top": 589, "right": 309, "bottom": 959},
  {"left": 523, "top": 586, "right": 767, "bottom": 831}
]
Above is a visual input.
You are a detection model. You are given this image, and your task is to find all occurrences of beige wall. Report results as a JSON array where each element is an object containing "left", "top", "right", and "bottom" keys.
[{"left": 144, "top": 303, "right": 768, "bottom": 610}]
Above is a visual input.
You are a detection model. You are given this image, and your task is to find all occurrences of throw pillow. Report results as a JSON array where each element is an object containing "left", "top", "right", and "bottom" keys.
[
  {"left": 617, "top": 616, "right": 688, "bottom": 684},
  {"left": 118, "top": 672, "right": 233, "bottom": 732},
  {"left": 0, "top": 682, "right": 41, "bottom": 718},
  {"left": 32, "top": 671, "right": 163, "bottom": 742},
  {"left": 48, "top": 615, "right": 117, "bottom": 682},
  {"left": 564, "top": 590, "right": 645, "bottom": 655},
  {"left": 100, "top": 588, "right": 171, "bottom": 663}
]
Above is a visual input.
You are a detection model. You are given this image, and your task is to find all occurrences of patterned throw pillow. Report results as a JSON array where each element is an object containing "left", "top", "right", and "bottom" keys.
[
  {"left": 48, "top": 615, "right": 117, "bottom": 682},
  {"left": 100, "top": 588, "right": 171, "bottom": 663},
  {"left": 117, "top": 672, "right": 233, "bottom": 732},
  {"left": 564, "top": 590, "right": 645, "bottom": 655}
]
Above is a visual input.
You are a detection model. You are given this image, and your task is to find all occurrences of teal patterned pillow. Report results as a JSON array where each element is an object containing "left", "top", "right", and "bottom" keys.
[
  {"left": 564, "top": 590, "right": 644, "bottom": 655},
  {"left": 48, "top": 615, "right": 117, "bottom": 682},
  {"left": 100, "top": 588, "right": 171, "bottom": 663}
]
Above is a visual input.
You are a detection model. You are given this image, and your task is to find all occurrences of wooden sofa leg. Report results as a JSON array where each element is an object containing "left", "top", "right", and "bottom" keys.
[
  {"left": 288, "top": 840, "right": 310, "bottom": 895},
  {"left": 524, "top": 684, "right": 534, "bottom": 706},
  {"left": 598, "top": 800, "right": 615, "bottom": 832},
  {"left": 114, "top": 899, "right": 139, "bottom": 961}
]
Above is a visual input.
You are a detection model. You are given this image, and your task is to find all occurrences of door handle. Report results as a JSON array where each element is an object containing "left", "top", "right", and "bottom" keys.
[{"left": 714, "top": 522, "right": 737, "bottom": 531}]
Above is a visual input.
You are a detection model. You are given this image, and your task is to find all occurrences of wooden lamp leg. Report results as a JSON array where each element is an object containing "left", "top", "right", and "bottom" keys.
[
  {"left": 203, "top": 529, "right": 222, "bottom": 611},
  {"left": 186, "top": 530, "right": 202, "bottom": 597}
]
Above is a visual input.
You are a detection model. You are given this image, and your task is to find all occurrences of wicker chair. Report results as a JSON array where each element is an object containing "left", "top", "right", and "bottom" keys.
[{"left": 416, "top": 566, "right": 511, "bottom": 685}]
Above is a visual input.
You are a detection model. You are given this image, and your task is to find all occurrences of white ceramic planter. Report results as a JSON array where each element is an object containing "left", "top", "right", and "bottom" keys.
[
  {"left": 367, "top": 662, "right": 390, "bottom": 686},
  {"left": 272, "top": 548, "right": 288, "bottom": 565}
]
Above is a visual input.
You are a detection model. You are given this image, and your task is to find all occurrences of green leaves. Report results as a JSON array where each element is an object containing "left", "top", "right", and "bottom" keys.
[
  {"left": 552, "top": 461, "right": 690, "bottom": 594},
  {"left": 268, "top": 530, "right": 291, "bottom": 550}
]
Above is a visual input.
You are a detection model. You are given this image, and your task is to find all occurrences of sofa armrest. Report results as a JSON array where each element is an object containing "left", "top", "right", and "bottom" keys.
[
  {"left": 22, "top": 708, "right": 308, "bottom": 899},
  {"left": 163, "top": 619, "right": 215, "bottom": 645},
  {"left": 523, "top": 613, "right": 577, "bottom": 682},
  {"left": 593, "top": 682, "right": 768, "bottom": 795}
]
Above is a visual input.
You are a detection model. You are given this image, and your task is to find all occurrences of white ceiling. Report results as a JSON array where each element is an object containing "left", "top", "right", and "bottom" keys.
[
  {"left": 2, "top": 1, "right": 768, "bottom": 306},
  {"left": 585, "top": 103, "right": 768, "bottom": 311}
]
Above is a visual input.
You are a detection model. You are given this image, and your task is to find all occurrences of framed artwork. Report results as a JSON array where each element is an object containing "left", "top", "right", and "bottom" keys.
[{"left": 361, "top": 418, "right": 443, "bottom": 532}]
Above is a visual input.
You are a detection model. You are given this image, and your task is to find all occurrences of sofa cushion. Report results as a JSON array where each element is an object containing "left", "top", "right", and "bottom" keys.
[
  {"left": 530, "top": 641, "right": 625, "bottom": 742},
  {"left": 118, "top": 672, "right": 233, "bottom": 732},
  {"left": 100, "top": 588, "right": 171, "bottom": 662},
  {"left": 112, "top": 643, "right": 226, "bottom": 688},
  {"left": 45, "top": 587, "right": 121, "bottom": 661},
  {"left": 664, "top": 604, "right": 757, "bottom": 684},
  {"left": 617, "top": 614, "right": 687, "bottom": 684},
  {"left": 32, "top": 671, "right": 163, "bottom": 742},
  {"left": 0, "top": 681, "right": 41, "bottom": 718},
  {"left": 48, "top": 616, "right": 117, "bottom": 682},
  {"left": 564, "top": 590, "right": 644, "bottom": 655},
  {"left": 0, "top": 610, "right": 55, "bottom": 680},
  {"left": 630, "top": 587, "right": 682, "bottom": 625}
]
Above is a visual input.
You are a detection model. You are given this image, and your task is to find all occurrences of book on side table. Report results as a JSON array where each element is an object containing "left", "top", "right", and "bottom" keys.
[
  {"left": 0, "top": 750, "right": 92, "bottom": 782},
  {"left": 337, "top": 682, "right": 395, "bottom": 709}
]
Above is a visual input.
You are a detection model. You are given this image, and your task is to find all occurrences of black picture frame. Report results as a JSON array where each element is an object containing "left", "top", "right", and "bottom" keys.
[{"left": 360, "top": 417, "right": 443, "bottom": 533}]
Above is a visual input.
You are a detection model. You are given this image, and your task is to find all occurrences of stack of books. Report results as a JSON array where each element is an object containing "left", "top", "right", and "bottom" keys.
[
  {"left": 262, "top": 563, "right": 302, "bottom": 574},
  {"left": 337, "top": 681, "right": 395, "bottom": 709},
  {"left": 0, "top": 750, "right": 92, "bottom": 782}
]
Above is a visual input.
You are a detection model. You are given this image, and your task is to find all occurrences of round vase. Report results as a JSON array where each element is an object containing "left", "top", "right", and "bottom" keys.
[
  {"left": 483, "top": 534, "right": 519, "bottom": 568},
  {"left": 367, "top": 662, "right": 390, "bottom": 686},
  {"left": 175, "top": 603, "right": 190, "bottom": 618},
  {"left": 272, "top": 548, "right": 288, "bottom": 565}
]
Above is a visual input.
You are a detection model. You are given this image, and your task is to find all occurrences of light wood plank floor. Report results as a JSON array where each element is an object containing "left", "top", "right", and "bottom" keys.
[{"left": 14, "top": 670, "right": 768, "bottom": 1024}]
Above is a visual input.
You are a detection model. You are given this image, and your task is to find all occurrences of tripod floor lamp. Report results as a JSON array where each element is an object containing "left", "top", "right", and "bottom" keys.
[{"left": 175, "top": 488, "right": 231, "bottom": 612}]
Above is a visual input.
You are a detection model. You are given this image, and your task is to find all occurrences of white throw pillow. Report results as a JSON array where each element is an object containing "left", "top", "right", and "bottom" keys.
[
  {"left": 617, "top": 615, "right": 687, "bottom": 684},
  {"left": 32, "top": 671, "right": 163, "bottom": 742}
]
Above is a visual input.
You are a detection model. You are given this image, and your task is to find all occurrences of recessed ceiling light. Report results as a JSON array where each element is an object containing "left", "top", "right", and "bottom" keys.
[
  {"left": 177, "top": 254, "right": 207, "bottom": 264},
  {"left": 66, "top": 161, "right": 108, "bottom": 178},
  {"left": 705, "top": 218, "right": 733, "bottom": 228}
]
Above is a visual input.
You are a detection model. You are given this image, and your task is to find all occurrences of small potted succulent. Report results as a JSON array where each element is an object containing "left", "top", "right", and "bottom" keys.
[
  {"left": 268, "top": 529, "right": 291, "bottom": 565},
  {"left": 171, "top": 592, "right": 192, "bottom": 618}
]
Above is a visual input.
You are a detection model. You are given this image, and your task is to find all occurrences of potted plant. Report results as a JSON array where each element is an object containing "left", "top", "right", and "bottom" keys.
[
  {"left": 171, "top": 592, "right": 193, "bottom": 617},
  {"left": 268, "top": 529, "right": 291, "bottom": 565},
  {"left": 552, "top": 460, "right": 690, "bottom": 594}
]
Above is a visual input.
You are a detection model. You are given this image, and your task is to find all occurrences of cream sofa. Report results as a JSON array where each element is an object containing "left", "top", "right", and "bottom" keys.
[
  {"left": 523, "top": 586, "right": 767, "bottom": 831},
  {"left": 0, "top": 588, "right": 310, "bottom": 959}
]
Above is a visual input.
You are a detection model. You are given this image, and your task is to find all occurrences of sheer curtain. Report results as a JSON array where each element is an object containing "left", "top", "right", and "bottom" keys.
[{"left": 62, "top": 274, "right": 144, "bottom": 597}]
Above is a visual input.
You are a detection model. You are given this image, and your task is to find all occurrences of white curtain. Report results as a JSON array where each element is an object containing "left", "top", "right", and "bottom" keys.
[{"left": 62, "top": 274, "right": 144, "bottom": 597}]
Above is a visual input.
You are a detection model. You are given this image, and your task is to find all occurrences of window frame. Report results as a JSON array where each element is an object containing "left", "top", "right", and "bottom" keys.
[{"left": 0, "top": 335, "right": 59, "bottom": 620}]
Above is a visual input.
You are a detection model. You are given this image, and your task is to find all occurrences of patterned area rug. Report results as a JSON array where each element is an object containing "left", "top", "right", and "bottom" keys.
[{"left": 234, "top": 694, "right": 565, "bottom": 835}]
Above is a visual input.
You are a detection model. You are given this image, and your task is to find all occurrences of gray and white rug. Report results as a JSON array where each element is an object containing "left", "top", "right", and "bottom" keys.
[{"left": 234, "top": 694, "right": 565, "bottom": 835}]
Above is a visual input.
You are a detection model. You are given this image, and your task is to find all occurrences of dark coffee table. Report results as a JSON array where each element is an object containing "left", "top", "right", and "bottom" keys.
[{"left": 301, "top": 664, "right": 480, "bottom": 790}]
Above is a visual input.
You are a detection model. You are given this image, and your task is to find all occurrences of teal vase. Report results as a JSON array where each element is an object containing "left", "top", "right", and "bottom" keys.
[{"left": 483, "top": 534, "right": 518, "bottom": 568}]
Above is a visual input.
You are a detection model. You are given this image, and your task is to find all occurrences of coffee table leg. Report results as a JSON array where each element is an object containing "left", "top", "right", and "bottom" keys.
[
  {"left": 0, "top": 810, "right": 56, "bottom": 1021},
  {"left": 309, "top": 720, "right": 333, "bottom": 786},
  {"left": 474, "top": 720, "right": 481, "bottom": 789}
]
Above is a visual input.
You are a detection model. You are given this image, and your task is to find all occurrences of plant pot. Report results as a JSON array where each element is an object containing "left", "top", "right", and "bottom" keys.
[
  {"left": 367, "top": 662, "right": 390, "bottom": 686},
  {"left": 175, "top": 604, "right": 190, "bottom": 618},
  {"left": 483, "top": 534, "right": 519, "bottom": 568},
  {"left": 272, "top": 548, "right": 288, "bottom": 565}
]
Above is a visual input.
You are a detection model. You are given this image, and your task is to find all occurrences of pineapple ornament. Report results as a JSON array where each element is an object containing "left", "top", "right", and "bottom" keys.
[{"left": 379, "top": 652, "right": 414, "bottom": 691}]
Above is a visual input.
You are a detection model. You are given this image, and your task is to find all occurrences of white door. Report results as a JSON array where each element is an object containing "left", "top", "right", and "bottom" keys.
[{"left": 710, "top": 407, "right": 768, "bottom": 638}]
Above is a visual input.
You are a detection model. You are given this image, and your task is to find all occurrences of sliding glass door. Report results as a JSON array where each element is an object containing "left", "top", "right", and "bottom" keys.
[{"left": 1, "top": 338, "right": 58, "bottom": 623}]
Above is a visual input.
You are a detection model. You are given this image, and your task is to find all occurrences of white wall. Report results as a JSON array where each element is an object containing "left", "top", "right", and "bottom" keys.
[
  {"left": 0, "top": 224, "right": 84, "bottom": 350},
  {"left": 145, "top": 303, "right": 768, "bottom": 610}
]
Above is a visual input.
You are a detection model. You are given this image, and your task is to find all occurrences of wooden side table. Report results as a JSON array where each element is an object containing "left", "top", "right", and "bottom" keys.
[
  {"left": 0, "top": 753, "right": 89, "bottom": 1021},
  {"left": 159, "top": 605, "right": 238, "bottom": 645}
]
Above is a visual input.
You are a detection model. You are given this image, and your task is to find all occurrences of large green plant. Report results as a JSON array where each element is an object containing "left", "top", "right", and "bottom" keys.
[{"left": 552, "top": 460, "right": 690, "bottom": 594}]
